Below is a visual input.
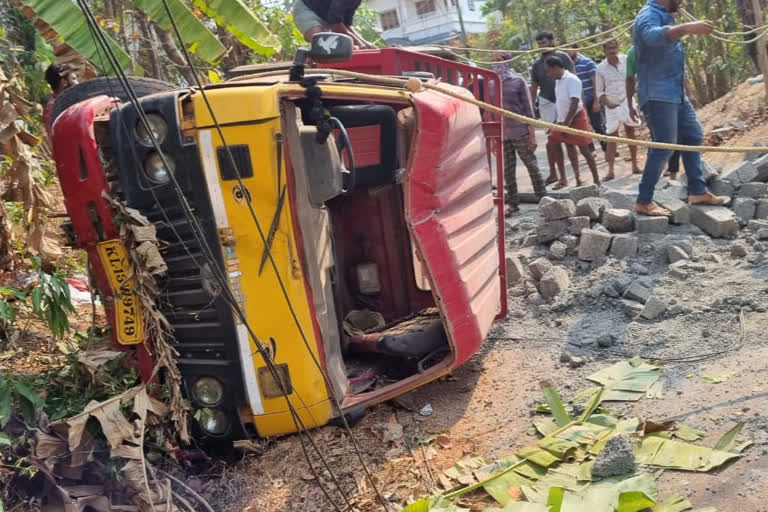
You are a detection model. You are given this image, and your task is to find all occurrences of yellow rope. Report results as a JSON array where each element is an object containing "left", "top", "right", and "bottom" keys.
[
  {"left": 232, "top": 68, "right": 767, "bottom": 154},
  {"left": 444, "top": 27, "right": 633, "bottom": 65},
  {"left": 431, "top": 20, "right": 635, "bottom": 57},
  {"left": 680, "top": 8, "right": 768, "bottom": 37}
]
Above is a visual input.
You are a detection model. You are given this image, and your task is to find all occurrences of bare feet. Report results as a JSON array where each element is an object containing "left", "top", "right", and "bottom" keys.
[
  {"left": 545, "top": 175, "right": 559, "bottom": 185},
  {"left": 552, "top": 181, "right": 568, "bottom": 190},
  {"left": 603, "top": 173, "right": 615, "bottom": 182},
  {"left": 634, "top": 201, "right": 672, "bottom": 217}
]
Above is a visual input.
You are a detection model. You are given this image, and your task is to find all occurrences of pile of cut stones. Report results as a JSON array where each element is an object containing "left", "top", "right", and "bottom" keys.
[{"left": 504, "top": 156, "right": 768, "bottom": 304}]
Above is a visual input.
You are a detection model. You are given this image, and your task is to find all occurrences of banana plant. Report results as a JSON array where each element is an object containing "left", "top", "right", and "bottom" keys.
[{"left": 15, "top": 0, "right": 281, "bottom": 73}]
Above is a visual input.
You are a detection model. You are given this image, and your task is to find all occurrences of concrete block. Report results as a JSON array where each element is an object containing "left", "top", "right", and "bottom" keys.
[
  {"left": 691, "top": 206, "right": 740, "bottom": 238},
  {"left": 666, "top": 245, "right": 689, "bottom": 264},
  {"left": 568, "top": 184, "right": 600, "bottom": 203},
  {"left": 738, "top": 182, "right": 768, "bottom": 198},
  {"left": 528, "top": 257, "right": 553, "bottom": 281},
  {"left": 657, "top": 181, "right": 688, "bottom": 201},
  {"left": 732, "top": 197, "right": 757, "bottom": 223},
  {"left": 722, "top": 161, "right": 759, "bottom": 188},
  {"left": 568, "top": 216, "right": 591, "bottom": 236},
  {"left": 753, "top": 153, "right": 768, "bottom": 181},
  {"left": 602, "top": 209, "right": 635, "bottom": 233},
  {"left": 559, "top": 235, "right": 579, "bottom": 252},
  {"left": 623, "top": 281, "right": 651, "bottom": 304},
  {"left": 636, "top": 216, "right": 669, "bottom": 234},
  {"left": 506, "top": 256, "right": 525, "bottom": 286},
  {"left": 756, "top": 199, "right": 768, "bottom": 219},
  {"left": 701, "top": 160, "right": 722, "bottom": 183},
  {"left": 641, "top": 297, "right": 668, "bottom": 320},
  {"left": 602, "top": 190, "right": 636, "bottom": 211},
  {"left": 539, "top": 267, "right": 571, "bottom": 299},
  {"left": 655, "top": 195, "right": 691, "bottom": 225},
  {"left": 619, "top": 299, "right": 644, "bottom": 317},
  {"left": 576, "top": 197, "right": 612, "bottom": 220},
  {"left": 748, "top": 219, "right": 768, "bottom": 231},
  {"left": 757, "top": 229, "right": 768, "bottom": 240},
  {"left": 610, "top": 234, "right": 639, "bottom": 259},
  {"left": 709, "top": 178, "right": 736, "bottom": 198},
  {"left": 578, "top": 229, "right": 612, "bottom": 261},
  {"left": 549, "top": 241, "right": 567, "bottom": 260},
  {"left": 537, "top": 220, "right": 570, "bottom": 244},
  {"left": 539, "top": 197, "right": 576, "bottom": 221}
]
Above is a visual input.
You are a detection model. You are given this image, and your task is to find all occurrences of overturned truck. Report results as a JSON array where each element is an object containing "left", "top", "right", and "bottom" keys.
[{"left": 51, "top": 36, "right": 507, "bottom": 442}]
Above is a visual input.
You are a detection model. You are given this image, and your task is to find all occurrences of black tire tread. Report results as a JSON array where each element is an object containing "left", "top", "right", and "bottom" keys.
[{"left": 52, "top": 76, "right": 175, "bottom": 121}]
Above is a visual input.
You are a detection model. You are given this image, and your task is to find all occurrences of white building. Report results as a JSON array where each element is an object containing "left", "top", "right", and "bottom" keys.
[{"left": 367, "top": 0, "right": 491, "bottom": 46}]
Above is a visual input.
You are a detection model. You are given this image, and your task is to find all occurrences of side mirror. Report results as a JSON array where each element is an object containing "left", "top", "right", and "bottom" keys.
[{"left": 309, "top": 32, "right": 354, "bottom": 63}]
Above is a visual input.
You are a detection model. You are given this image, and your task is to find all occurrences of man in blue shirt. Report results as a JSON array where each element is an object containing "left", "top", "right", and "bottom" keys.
[
  {"left": 633, "top": 0, "right": 729, "bottom": 216},
  {"left": 566, "top": 44, "right": 606, "bottom": 153}
]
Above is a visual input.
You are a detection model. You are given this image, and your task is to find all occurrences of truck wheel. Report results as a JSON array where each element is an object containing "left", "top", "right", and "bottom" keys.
[{"left": 52, "top": 76, "right": 175, "bottom": 122}]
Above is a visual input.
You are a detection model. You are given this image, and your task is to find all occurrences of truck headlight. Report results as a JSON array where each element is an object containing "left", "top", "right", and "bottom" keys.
[
  {"left": 194, "top": 377, "right": 224, "bottom": 406},
  {"left": 144, "top": 152, "right": 175, "bottom": 184},
  {"left": 195, "top": 408, "right": 230, "bottom": 436},
  {"left": 137, "top": 114, "right": 168, "bottom": 146}
]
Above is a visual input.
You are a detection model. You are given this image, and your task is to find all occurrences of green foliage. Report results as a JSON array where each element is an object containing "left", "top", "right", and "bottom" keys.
[
  {"left": 30, "top": 258, "right": 76, "bottom": 338},
  {"left": 0, "top": 259, "right": 75, "bottom": 342},
  {"left": 354, "top": 4, "right": 385, "bottom": 47},
  {"left": 0, "top": 373, "right": 44, "bottom": 427}
]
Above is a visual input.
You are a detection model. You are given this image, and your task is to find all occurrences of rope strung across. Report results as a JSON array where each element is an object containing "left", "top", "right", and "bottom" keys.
[
  {"left": 429, "top": 10, "right": 768, "bottom": 60},
  {"left": 233, "top": 68, "right": 768, "bottom": 154}
]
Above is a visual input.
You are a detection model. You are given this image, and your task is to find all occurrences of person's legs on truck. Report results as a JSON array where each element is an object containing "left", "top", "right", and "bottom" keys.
[{"left": 293, "top": 0, "right": 328, "bottom": 41}]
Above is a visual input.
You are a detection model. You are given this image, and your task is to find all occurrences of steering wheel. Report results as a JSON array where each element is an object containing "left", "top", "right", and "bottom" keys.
[{"left": 329, "top": 117, "right": 356, "bottom": 192}]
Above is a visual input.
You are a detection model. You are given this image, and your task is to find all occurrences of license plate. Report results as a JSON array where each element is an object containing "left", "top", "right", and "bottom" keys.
[{"left": 97, "top": 240, "right": 144, "bottom": 345}]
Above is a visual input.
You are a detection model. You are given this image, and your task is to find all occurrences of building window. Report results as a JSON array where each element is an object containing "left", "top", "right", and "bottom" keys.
[
  {"left": 467, "top": 0, "right": 475, "bottom": 10},
  {"left": 415, "top": 0, "right": 436, "bottom": 16},
  {"left": 379, "top": 9, "right": 400, "bottom": 30}
]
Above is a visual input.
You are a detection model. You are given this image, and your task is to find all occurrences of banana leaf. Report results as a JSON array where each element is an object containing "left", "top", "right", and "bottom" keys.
[
  {"left": 652, "top": 495, "right": 693, "bottom": 512},
  {"left": 634, "top": 436, "right": 740, "bottom": 471},
  {"left": 134, "top": 0, "right": 225, "bottom": 63},
  {"left": 192, "top": 0, "right": 281, "bottom": 56},
  {"left": 713, "top": 422, "right": 744, "bottom": 452},
  {"left": 586, "top": 358, "right": 661, "bottom": 402},
  {"left": 16, "top": 0, "right": 139, "bottom": 74}
]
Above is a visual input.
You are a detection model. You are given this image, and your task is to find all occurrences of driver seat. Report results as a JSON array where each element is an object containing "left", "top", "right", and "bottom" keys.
[{"left": 328, "top": 104, "right": 398, "bottom": 189}]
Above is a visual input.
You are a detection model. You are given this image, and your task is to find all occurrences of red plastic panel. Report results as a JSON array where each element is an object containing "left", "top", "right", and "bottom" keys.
[
  {"left": 53, "top": 97, "right": 154, "bottom": 382},
  {"left": 405, "top": 87, "right": 501, "bottom": 368}
]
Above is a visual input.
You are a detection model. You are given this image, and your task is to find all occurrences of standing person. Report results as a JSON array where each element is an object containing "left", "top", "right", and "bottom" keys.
[
  {"left": 43, "top": 64, "right": 77, "bottom": 142},
  {"left": 545, "top": 57, "right": 600, "bottom": 188},
  {"left": 633, "top": 0, "right": 728, "bottom": 217},
  {"left": 530, "top": 31, "right": 576, "bottom": 185},
  {"left": 596, "top": 39, "right": 641, "bottom": 180},
  {"left": 292, "top": 0, "right": 376, "bottom": 49},
  {"left": 566, "top": 43, "right": 606, "bottom": 153},
  {"left": 493, "top": 53, "right": 547, "bottom": 216}
]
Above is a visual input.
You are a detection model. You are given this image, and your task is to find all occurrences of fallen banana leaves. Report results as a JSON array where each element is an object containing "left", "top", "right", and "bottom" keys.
[{"left": 406, "top": 358, "right": 750, "bottom": 512}]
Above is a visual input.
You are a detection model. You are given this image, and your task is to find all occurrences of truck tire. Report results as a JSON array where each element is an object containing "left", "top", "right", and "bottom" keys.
[{"left": 52, "top": 76, "right": 175, "bottom": 122}]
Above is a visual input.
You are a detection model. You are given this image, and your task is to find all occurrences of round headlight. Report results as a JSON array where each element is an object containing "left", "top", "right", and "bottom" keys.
[
  {"left": 194, "top": 377, "right": 224, "bottom": 406},
  {"left": 195, "top": 408, "right": 230, "bottom": 436},
  {"left": 144, "top": 152, "right": 175, "bottom": 184},
  {"left": 136, "top": 114, "right": 168, "bottom": 146}
]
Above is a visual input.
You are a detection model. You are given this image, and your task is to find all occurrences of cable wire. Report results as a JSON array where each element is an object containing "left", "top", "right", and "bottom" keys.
[{"left": 157, "top": 1, "right": 392, "bottom": 509}]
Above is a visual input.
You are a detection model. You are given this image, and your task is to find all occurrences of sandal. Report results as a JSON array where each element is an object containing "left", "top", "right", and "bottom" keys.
[
  {"left": 634, "top": 201, "right": 672, "bottom": 217},
  {"left": 552, "top": 181, "right": 568, "bottom": 190},
  {"left": 545, "top": 175, "right": 559, "bottom": 185},
  {"left": 602, "top": 174, "right": 615, "bottom": 182}
]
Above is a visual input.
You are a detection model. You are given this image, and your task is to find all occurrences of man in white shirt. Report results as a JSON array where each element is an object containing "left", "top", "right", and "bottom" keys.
[
  {"left": 596, "top": 39, "right": 641, "bottom": 180},
  {"left": 546, "top": 56, "right": 600, "bottom": 189}
]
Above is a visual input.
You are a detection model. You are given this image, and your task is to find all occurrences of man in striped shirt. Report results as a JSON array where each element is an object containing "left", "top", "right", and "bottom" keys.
[{"left": 566, "top": 43, "right": 606, "bottom": 153}]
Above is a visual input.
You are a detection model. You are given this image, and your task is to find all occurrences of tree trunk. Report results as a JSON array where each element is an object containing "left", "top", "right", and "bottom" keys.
[
  {"left": 152, "top": 22, "right": 195, "bottom": 84},
  {"left": 136, "top": 12, "right": 160, "bottom": 80}
]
